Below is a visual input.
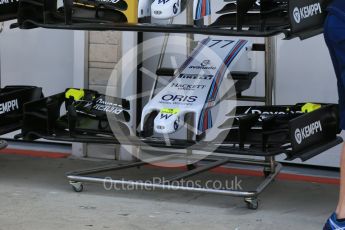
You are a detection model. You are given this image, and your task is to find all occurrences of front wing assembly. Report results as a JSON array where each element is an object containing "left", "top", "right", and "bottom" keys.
[{"left": 19, "top": 90, "right": 343, "bottom": 162}]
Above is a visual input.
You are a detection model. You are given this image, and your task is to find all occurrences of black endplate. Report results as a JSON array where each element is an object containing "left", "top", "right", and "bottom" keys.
[
  {"left": 0, "top": 0, "right": 19, "bottom": 22},
  {"left": 0, "top": 86, "right": 43, "bottom": 134},
  {"left": 21, "top": 89, "right": 131, "bottom": 141}
]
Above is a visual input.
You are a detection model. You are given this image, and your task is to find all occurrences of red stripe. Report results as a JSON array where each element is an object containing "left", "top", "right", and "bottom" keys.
[
  {"left": 203, "top": 108, "right": 209, "bottom": 130},
  {"left": 0, "top": 148, "right": 71, "bottom": 159},
  {"left": 146, "top": 164, "right": 340, "bottom": 185},
  {"left": 202, "top": 0, "right": 206, "bottom": 16}
]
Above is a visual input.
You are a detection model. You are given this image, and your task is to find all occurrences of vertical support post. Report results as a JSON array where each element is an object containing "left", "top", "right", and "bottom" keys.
[
  {"left": 186, "top": 1, "right": 195, "bottom": 167},
  {"left": 186, "top": 3, "right": 195, "bottom": 54},
  {"left": 0, "top": 22, "right": 3, "bottom": 89},
  {"left": 264, "top": 36, "right": 277, "bottom": 106},
  {"left": 72, "top": 31, "right": 89, "bottom": 157},
  {"left": 264, "top": 36, "right": 277, "bottom": 173}
]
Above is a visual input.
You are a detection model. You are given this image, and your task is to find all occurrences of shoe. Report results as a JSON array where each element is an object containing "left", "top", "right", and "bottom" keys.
[{"left": 324, "top": 213, "right": 345, "bottom": 230}]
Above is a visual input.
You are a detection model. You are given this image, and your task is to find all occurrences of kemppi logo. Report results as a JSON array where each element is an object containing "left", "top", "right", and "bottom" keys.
[
  {"left": 294, "top": 120, "right": 323, "bottom": 144},
  {"left": 293, "top": 3, "right": 322, "bottom": 24}
]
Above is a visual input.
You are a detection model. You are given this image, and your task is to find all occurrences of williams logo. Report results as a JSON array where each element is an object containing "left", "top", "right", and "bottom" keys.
[
  {"left": 293, "top": 3, "right": 322, "bottom": 24},
  {"left": 294, "top": 120, "right": 323, "bottom": 144}
]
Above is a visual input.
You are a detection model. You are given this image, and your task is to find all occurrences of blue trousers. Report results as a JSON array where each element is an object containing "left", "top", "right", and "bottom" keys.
[{"left": 324, "top": 13, "right": 345, "bottom": 130}]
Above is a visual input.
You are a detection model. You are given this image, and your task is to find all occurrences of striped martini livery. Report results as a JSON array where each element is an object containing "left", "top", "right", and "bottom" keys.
[{"left": 141, "top": 38, "right": 250, "bottom": 136}]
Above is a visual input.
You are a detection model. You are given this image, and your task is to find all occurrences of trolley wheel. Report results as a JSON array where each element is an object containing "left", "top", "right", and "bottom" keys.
[
  {"left": 244, "top": 197, "right": 259, "bottom": 210},
  {"left": 187, "top": 164, "right": 197, "bottom": 171},
  {"left": 70, "top": 181, "right": 84, "bottom": 193},
  {"left": 263, "top": 169, "right": 271, "bottom": 178}
]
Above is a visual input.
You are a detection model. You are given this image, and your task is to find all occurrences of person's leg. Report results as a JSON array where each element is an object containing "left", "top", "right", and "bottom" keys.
[
  {"left": 324, "top": 14, "right": 345, "bottom": 228},
  {"left": 337, "top": 144, "right": 345, "bottom": 218}
]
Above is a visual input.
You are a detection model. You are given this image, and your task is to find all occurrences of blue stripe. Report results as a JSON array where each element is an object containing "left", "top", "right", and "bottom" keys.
[
  {"left": 208, "top": 40, "right": 247, "bottom": 102},
  {"left": 197, "top": 0, "right": 202, "bottom": 18},
  {"left": 178, "top": 37, "right": 211, "bottom": 73},
  {"left": 198, "top": 40, "right": 248, "bottom": 133}
]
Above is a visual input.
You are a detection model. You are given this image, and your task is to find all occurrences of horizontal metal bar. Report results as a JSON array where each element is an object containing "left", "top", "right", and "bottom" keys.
[
  {"left": 237, "top": 95, "right": 266, "bottom": 102},
  {"left": 256, "top": 163, "right": 282, "bottom": 194},
  {"left": 67, "top": 175, "right": 257, "bottom": 197},
  {"left": 22, "top": 20, "right": 287, "bottom": 37},
  {"left": 0, "top": 140, "right": 7, "bottom": 150},
  {"left": 66, "top": 154, "right": 178, "bottom": 176},
  {"left": 163, "top": 159, "right": 229, "bottom": 183}
]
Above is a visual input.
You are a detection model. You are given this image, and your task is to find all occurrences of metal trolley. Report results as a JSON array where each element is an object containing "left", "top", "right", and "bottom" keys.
[{"left": 14, "top": 0, "right": 342, "bottom": 209}]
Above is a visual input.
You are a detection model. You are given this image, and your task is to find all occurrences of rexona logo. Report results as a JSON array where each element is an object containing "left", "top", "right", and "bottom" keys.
[
  {"left": 245, "top": 108, "right": 294, "bottom": 116},
  {"left": 93, "top": 98, "right": 123, "bottom": 115},
  {"left": 243, "top": 107, "right": 303, "bottom": 121},
  {"left": 293, "top": 3, "right": 322, "bottom": 24},
  {"left": 0, "top": 99, "right": 19, "bottom": 114},
  {"left": 97, "top": 0, "right": 122, "bottom": 4},
  {"left": 294, "top": 120, "right": 323, "bottom": 145}
]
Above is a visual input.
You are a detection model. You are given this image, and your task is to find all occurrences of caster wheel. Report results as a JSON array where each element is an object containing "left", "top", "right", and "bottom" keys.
[
  {"left": 263, "top": 170, "right": 271, "bottom": 178},
  {"left": 244, "top": 197, "right": 259, "bottom": 210},
  {"left": 187, "top": 164, "right": 197, "bottom": 171},
  {"left": 70, "top": 181, "right": 84, "bottom": 193}
]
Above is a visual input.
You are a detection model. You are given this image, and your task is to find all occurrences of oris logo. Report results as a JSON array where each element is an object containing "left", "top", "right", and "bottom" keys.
[
  {"left": 293, "top": 3, "right": 322, "bottom": 24},
  {"left": 161, "top": 94, "right": 198, "bottom": 103}
]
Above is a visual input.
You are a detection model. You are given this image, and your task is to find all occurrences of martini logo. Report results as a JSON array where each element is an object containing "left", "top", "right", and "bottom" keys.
[
  {"left": 189, "top": 59, "right": 216, "bottom": 70},
  {"left": 0, "top": 99, "right": 19, "bottom": 114},
  {"left": 201, "top": 60, "right": 211, "bottom": 67},
  {"left": 293, "top": 3, "right": 322, "bottom": 24},
  {"left": 294, "top": 120, "right": 322, "bottom": 144}
]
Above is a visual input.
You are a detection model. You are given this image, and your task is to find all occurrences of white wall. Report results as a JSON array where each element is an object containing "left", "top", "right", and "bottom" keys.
[
  {"left": 0, "top": 22, "right": 78, "bottom": 150},
  {"left": 0, "top": 22, "right": 74, "bottom": 96}
]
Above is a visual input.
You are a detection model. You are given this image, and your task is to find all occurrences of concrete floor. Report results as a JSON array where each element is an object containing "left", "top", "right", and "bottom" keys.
[{"left": 0, "top": 154, "right": 340, "bottom": 230}]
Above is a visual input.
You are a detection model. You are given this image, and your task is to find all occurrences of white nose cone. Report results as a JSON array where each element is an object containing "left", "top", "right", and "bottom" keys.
[{"left": 151, "top": 0, "right": 182, "bottom": 19}]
